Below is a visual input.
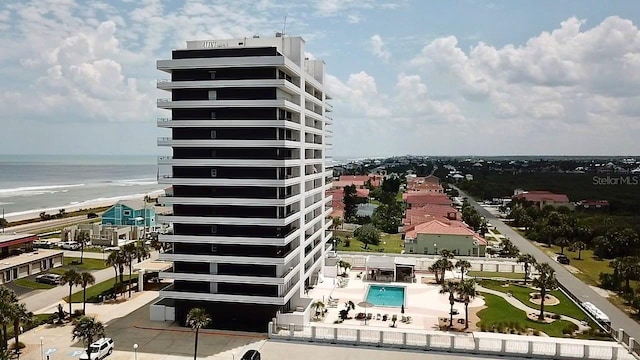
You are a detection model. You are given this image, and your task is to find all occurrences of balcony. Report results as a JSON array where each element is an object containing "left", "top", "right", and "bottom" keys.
[
  {"left": 156, "top": 98, "right": 300, "bottom": 112},
  {"left": 160, "top": 262, "right": 300, "bottom": 285},
  {"left": 156, "top": 212, "right": 299, "bottom": 227},
  {"left": 158, "top": 194, "right": 301, "bottom": 207},
  {"left": 159, "top": 228, "right": 300, "bottom": 246},
  {"left": 159, "top": 283, "right": 299, "bottom": 305},
  {"left": 156, "top": 118, "right": 301, "bottom": 130},
  {"left": 158, "top": 156, "right": 301, "bottom": 167},
  {"left": 157, "top": 137, "right": 302, "bottom": 148},
  {"left": 157, "top": 78, "right": 299, "bottom": 93},
  {"left": 158, "top": 247, "right": 300, "bottom": 266},
  {"left": 158, "top": 174, "right": 301, "bottom": 187}
]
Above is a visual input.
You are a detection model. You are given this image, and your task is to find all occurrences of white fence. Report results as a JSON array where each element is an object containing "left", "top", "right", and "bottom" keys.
[
  {"left": 336, "top": 252, "right": 531, "bottom": 274},
  {"left": 268, "top": 323, "right": 635, "bottom": 360}
]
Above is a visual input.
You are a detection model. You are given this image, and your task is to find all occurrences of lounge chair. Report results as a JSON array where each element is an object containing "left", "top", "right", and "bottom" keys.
[
  {"left": 382, "top": 314, "right": 388, "bottom": 321},
  {"left": 406, "top": 316, "right": 412, "bottom": 324},
  {"left": 376, "top": 313, "right": 381, "bottom": 320},
  {"left": 401, "top": 316, "right": 407, "bottom": 323},
  {"left": 366, "top": 313, "right": 373, "bottom": 320}
]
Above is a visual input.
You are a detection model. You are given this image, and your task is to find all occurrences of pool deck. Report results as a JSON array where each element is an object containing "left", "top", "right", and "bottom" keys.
[{"left": 308, "top": 271, "right": 485, "bottom": 331}]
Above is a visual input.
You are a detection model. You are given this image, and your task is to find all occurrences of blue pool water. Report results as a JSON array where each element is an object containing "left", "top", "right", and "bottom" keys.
[{"left": 365, "top": 285, "right": 405, "bottom": 307}]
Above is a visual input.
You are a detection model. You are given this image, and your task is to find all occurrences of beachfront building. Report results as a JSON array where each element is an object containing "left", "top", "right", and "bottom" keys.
[
  {"left": 155, "top": 35, "right": 333, "bottom": 331},
  {"left": 404, "top": 220, "right": 487, "bottom": 256},
  {"left": 0, "top": 234, "right": 64, "bottom": 284},
  {"left": 101, "top": 200, "right": 157, "bottom": 228}
]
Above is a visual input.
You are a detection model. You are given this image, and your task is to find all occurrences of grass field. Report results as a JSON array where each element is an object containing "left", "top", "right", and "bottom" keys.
[
  {"left": 479, "top": 280, "right": 588, "bottom": 321},
  {"left": 467, "top": 271, "right": 524, "bottom": 279},
  {"left": 335, "top": 231, "right": 404, "bottom": 253},
  {"left": 50, "top": 257, "right": 109, "bottom": 275},
  {"left": 66, "top": 275, "right": 137, "bottom": 303},
  {"left": 13, "top": 278, "right": 55, "bottom": 290},
  {"left": 477, "top": 293, "right": 578, "bottom": 338},
  {"left": 532, "top": 243, "right": 611, "bottom": 286}
]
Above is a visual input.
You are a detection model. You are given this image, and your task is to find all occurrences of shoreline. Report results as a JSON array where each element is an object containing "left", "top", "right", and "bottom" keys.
[{"left": 2, "top": 189, "right": 165, "bottom": 223}]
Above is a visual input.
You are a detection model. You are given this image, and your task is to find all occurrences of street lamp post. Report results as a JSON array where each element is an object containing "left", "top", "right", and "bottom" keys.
[
  {"left": 40, "top": 337, "right": 43, "bottom": 360},
  {"left": 133, "top": 343, "right": 138, "bottom": 360},
  {"left": 434, "top": 243, "right": 437, "bottom": 256}
]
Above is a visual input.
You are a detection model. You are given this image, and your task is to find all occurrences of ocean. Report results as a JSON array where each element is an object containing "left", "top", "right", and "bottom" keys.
[{"left": 0, "top": 155, "right": 165, "bottom": 219}]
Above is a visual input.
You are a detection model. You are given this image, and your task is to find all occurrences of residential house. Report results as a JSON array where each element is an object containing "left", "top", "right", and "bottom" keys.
[
  {"left": 102, "top": 199, "right": 156, "bottom": 227},
  {"left": 513, "top": 190, "right": 574, "bottom": 210},
  {"left": 404, "top": 220, "right": 487, "bottom": 257}
]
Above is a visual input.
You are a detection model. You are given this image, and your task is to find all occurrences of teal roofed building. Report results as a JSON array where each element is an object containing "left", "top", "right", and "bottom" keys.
[{"left": 102, "top": 200, "right": 156, "bottom": 227}]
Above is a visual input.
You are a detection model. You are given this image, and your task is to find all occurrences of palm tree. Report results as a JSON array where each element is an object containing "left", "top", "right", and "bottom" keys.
[
  {"left": 440, "top": 249, "right": 455, "bottom": 259},
  {"left": 105, "top": 250, "right": 121, "bottom": 288},
  {"left": 336, "top": 260, "right": 351, "bottom": 276},
  {"left": 79, "top": 272, "right": 96, "bottom": 315},
  {"left": 0, "top": 287, "right": 17, "bottom": 349},
  {"left": 455, "top": 260, "right": 471, "bottom": 281},
  {"left": 11, "top": 303, "right": 31, "bottom": 349},
  {"left": 573, "top": 241, "right": 586, "bottom": 260},
  {"left": 456, "top": 279, "right": 476, "bottom": 329},
  {"left": 136, "top": 245, "right": 149, "bottom": 263},
  {"left": 610, "top": 256, "right": 639, "bottom": 290},
  {"left": 123, "top": 243, "right": 137, "bottom": 297},
  {"left": 186, "top": 308, "right": 211, "bottom": 360},
  {"left": 517, "top": 253, "right": 537, "bottom": 285},
  {"left": 311, "top": 301, "right": 325, "bottom": 319},
  {"left": 437, "top": 257, "right": 454, "bottom": 284},
  {"left": 61, "top": 269, "right": 81, "bottom": 316},
  {"left": 332, "top": 216, "right": 343, "bottom": 230},
  {"left": 439, "top": 280, "right": 458, "bottom": 329},
  {"left": 75, "top": 231, "right": 90, "bottom": 264},
  {"left": 72, "top": 316, "right": 105, "bottom": 358},
  {"left": 531, "top": 262, "right": 558, "bottom": 321},
  {"left": 556, "top": 237, "right": 570, "bottom": 254}
]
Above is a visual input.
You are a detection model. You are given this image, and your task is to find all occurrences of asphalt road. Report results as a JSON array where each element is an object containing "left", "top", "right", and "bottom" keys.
[
  {"left": 456, "top": 187, "right": 640, "bottom": 340},
  {"left": 2, "top": 215, "right": 96, "bottom": 235},
  {"left": 21, "top": 251, "right": 159, "bottom": 312}
]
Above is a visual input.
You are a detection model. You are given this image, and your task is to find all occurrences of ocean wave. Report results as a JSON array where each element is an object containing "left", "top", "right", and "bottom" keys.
[
  {"left": 0, "top": 202, "right": 14, "bottom": 206},
  {"left": 0, "top": 184, "right": 87, "bottom": 197},
  {"left": 3, "top": 189, "right": 165, "bottom": 220}
]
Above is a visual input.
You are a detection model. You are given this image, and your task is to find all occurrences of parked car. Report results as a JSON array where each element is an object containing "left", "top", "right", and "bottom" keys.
[
  {"left": 33, "top": 240, "right": 54, "bottom": 249},
  {"left": 79, "top": 338, "right": 114, "bottom": 360},
  {"left": 35, "top": 273, "right": 61, "bottom": 285},
  {"left": 557, "top": 254, "right": 570, "bottom": 265},
  {"left": 59, "top": 241, "right": 81, "bottom": 250},
  {"left": 240, "top": 350, "right": 261, "bottom": 360}
]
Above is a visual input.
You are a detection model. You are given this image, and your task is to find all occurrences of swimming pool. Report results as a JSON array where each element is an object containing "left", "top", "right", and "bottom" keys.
[{"left": 365, "top": 285, "right": 405, "bottom": 307}]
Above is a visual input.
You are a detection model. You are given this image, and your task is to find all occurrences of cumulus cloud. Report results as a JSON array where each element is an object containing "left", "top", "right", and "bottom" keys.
[
  {"left": 370, "top": 34, "right": 391, "bottom": 62},
  {"left": 410, "top": 16, "right": 640, "bottom": 132}
]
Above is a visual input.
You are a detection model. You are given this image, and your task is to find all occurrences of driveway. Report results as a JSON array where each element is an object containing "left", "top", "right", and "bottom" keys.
[{"left": 456, "top": 187, "right": 640, "bottom": 340}]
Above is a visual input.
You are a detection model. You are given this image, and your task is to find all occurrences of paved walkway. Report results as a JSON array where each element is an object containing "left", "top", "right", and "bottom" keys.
[
  {"left": 455, "top": 187, "right": 640, "bottom": 340},
  {"left": 477, "top": 285, "right": 590, "bottom": 331}
]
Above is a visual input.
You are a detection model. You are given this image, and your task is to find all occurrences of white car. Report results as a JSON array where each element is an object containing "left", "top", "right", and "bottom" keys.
[
  {"left": 79, "top": 338, "right": 114, "bottom": 360},
  {"left": 59, "top": 241, "right": 81, "bottom": 250}
]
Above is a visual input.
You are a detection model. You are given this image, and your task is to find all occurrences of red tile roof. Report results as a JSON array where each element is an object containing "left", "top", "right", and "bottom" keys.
[
  {"left": 404, "top": 220, "right": 487, "bottom": 245},
  {"left": 403, "top": 193, "right": 452, "bottom": 206},
  {"left": 514, "top": 191, "right": 570, "bottom": 203}
]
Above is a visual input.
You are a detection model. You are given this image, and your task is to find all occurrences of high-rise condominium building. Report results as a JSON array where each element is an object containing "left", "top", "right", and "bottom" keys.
[{"left": 155, "top": 35, "right": 333, "bottom": 331}]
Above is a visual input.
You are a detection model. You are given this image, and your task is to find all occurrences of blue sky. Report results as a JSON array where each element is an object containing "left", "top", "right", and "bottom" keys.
[{"left": 1, "top": 0, "right": 640, "bottom": 157}]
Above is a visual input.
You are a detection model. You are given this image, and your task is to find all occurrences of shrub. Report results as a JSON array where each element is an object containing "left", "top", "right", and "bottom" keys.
[
  {"left": 73, "top": 309, "right": 84, "bottom": 317},
  {"left": 533, "top": 330, "right": 540, "bottom": 336},
  {"left": 344, "top": 239, "right": 351, "bottom": 247},
  {"left": 552, "top": 314, "right": 561, "bottom": 320},
  {"left": 562, "top": 323, "right": 578, "bottom": 335},
  {"left": 10, "top": 342, "right": 25, "bottom": 350}
]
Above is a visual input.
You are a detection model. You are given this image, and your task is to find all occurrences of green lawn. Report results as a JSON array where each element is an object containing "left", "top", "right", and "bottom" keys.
[
  {"left": 65, "top": 275, "right": 138, "bottom": 303},
  {"left": 477, "top": 293, "right": 579, "bottom": 338},
  {"left": 13, "top": 278, "right": 55, "bottom": 290},
  {"left": 479, "top": 280, "right": 589, "bottom": 321},
  {"left": 532, "top": 243, "right": 611, "bottom": 286},
  {"left": 467, "top": 271, "right": 524, "bottom": 279},
  {"left": 50, "top": 257, "right": 109, "bottom": 275},
  {"left": 335, "top": 232, "right": 404, "bottom": 253}
]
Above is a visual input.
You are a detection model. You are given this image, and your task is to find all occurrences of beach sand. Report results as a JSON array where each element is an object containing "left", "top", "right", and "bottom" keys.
[{"left": 4, "top": 189, "right": 165, "bottom": 223}]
